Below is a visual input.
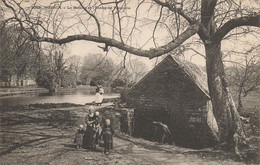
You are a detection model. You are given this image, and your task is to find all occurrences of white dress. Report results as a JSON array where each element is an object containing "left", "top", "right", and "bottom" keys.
[{"left": 96, "top": 88, "right": 104, "bottom": 103}]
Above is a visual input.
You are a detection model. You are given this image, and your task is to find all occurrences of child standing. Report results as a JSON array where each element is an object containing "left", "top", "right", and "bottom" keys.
[
  {"left": 74, "top": 125, "right": 85, "bottom": 149},
  {"left": 101, "top": 119, "right": 114, "bottom": 154},
  {"left": 93, "top": 111, "right": 102, "bottom": 147}
]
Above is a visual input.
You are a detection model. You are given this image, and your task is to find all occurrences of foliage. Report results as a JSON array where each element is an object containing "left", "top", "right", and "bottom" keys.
[
  {"left": 111, "top": 79, "right": 126, "bottom": 88},
  {"left": 35, "top": 49, "right": 76, "bottom": 91},
  {"left": 0, "top": 23, "right": 39, "bottom": 83},
  {"left": 66, "top": 55, "right": 81, "bottom": 85},
  {"left": 120, "top": 87, "right": 129, "bottom": 103},
  {"left": 80, "top": 53, "right": 115, "bottom": 85},
  {"left": 89, "top": 76, "right": 105, "bottom": 86},
  {"left": 35, "top": 69, "right": 55, "bottom": 90}
]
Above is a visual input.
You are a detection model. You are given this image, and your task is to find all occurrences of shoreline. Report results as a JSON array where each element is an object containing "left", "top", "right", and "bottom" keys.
[
  {"left": 0, "top": 86, "right": 125, "bottom": 97},
  {"left": 0, "top": 87, "right": 49, "bottom": 97}
]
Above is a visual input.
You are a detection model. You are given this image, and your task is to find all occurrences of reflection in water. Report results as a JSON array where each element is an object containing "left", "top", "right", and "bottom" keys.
[{"left": 0, "top": 88, "right": 120, "bottom": 106}]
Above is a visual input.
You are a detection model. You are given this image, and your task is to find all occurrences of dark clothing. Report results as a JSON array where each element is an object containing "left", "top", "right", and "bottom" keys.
[
  {"left": 96, "top": 87, "right": 99, "bottom": 93},
  {"left": 94, "top": 114, "right": 102, "bottom": 126},
  {"left": 99, "top": 87, "right": 104, "bottom": 95},
  {"left": 85, "top": 114, "right": 95, "bottom": 127},
  {"left": 153, "top": 122, "right": 172, "bottom": 144},
  {"left": 102, "top": 125, "right": 114, "bottom": 142},
  {"left": 83, "top": 113, "right": 96, "bottom": 149},
  {"left": 83, "top": 127, "right": 95, "bottom": 149},
  {"left": 74, "top": 129, "right": 84, "bottom": 148},
  {"left": 93, "top": 115, "right": 102, "bottom": 145},
  {"left": 101, "top": 125, "right": 114, "bottom": 152},
  {"left": 104, "top": 142, "right": 112, "bottom": 151}
]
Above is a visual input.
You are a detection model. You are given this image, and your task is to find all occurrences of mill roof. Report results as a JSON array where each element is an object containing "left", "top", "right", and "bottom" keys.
[{"left": 127, "top": 55, "right": 210, "bottom": 98}]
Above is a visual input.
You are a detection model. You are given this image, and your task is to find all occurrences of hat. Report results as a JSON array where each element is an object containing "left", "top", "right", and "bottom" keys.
[
  {"left": 79, "top": 125, "right": 84, "bottom": 129},
  {"left": 89, "top": 106, "right": 94, "bottom": 111},
  {"left": 95, "top": 111, "right": 99, "bottom": 115}
]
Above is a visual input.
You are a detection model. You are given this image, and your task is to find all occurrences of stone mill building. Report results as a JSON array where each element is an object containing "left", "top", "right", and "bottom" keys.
[{"left": 126, "top": 55, "right": 218, "bottom": 148}]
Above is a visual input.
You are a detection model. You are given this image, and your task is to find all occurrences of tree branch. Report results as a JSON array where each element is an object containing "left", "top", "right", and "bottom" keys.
[
  {"left": 152, "top": 0, "right": 195, "bottom": 24},
  {"left": 115, "top": 1, "right": 124, "bottom": 43},
  {"left": 152, "top": 6, "right": 163, "bottom": 47},
  {"left": 77, "top": 0, "right": 101, "bottom": 37},
  {"left": 213, "top": 14, "right": 260, "bottom": 42},
  {"left": 33, "top": 23, "right": 200, "bottom": 59},
  {"left": 2, "top": 0, "right": 37, "bottom": 39}
]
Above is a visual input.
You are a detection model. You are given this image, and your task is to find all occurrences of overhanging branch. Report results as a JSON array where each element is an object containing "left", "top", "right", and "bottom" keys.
[{"left": 34, "top": 24, "right": 200, "bottom": 59}]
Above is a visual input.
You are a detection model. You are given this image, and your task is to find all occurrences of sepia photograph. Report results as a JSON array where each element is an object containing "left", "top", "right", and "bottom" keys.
[{"left": 0, "top": 0, "right": 259, "bottom": 164}]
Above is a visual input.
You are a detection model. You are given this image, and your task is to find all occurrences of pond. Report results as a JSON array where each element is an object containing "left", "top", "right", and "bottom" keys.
[{"left": 0, "top": 87, "right": 120, "bottom": 107}]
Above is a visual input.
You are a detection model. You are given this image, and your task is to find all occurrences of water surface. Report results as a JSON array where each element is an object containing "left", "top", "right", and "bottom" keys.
[{"left": 0, "top": 87, "right": 119, "bottom": 107}]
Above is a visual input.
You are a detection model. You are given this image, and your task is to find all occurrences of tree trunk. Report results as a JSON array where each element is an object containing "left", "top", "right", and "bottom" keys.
[
  {"left": 237, "top": 87, "right": 243, "bottom": 111},
  {"left": 16, "top": 74, "right": 21, "bottom": 86},
  {"left": 205, "top": 41, "right": 244, "bottom": 151}
]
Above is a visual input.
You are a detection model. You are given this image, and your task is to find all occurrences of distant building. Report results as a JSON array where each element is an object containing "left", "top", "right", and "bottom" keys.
[
  {"left": 0, "top": 74, "right": 36, "bottom": 87},
  {"left": 126, "top": 55, "right": 218, "bottom": 148}
]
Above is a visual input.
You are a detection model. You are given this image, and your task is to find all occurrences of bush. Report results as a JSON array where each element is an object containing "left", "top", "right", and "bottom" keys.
[
  {"left": 111, "top": 79, "right": 126, "bottom": 88},
  {"left": 90, "top": 76, "right": 105, "bottom": 86},
  {"left": 35, "top": 70, "right": 55, "bottom": 89}
]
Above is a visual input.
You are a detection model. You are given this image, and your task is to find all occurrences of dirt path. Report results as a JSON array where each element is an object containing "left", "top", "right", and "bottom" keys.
[{"left": 0, "top": 104, "right": 248, "bottom": 165}]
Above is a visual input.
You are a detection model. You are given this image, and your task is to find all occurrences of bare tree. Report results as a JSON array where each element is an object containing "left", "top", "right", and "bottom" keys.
[
  {"left": 2, "top": 0, "right": 260, "bottom": 152},
  {"left": 35, "top": 44, "right": 69, "bottom": 92},
  {"left": 128, "top": 58, "right": 148, "bottom": 84},
  {"left": 225, "top": 46, "right": 260, "bottom": 110},
  {"left": 110, "top": 58, "right": 148, "bottom": 86},
  {"left": 0, "top": 21, "right": 40, "bottom": 85},
  {"left": 80, "top": 53, "right": 115, "bottom": 85},
  {"left": 66, "top": 55, "right": 81, "bottom": 84}
]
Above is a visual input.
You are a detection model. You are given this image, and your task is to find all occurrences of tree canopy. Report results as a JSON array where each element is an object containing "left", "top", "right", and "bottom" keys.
[{"left": 1, "top": 0, "right": 259, "bottom": 58}]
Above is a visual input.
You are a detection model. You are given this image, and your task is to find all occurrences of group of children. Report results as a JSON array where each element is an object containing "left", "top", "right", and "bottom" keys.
[{"left": 74, "top": 106, "right": 114, "bottom": 154}]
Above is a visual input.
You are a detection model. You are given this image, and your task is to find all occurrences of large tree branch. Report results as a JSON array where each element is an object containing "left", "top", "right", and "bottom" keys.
[
  {"left": 33, "top": 23, "right": 199, "bottom": 59},
  {"left": 2, "top": 0, "right": 38, "bottom": 39},
  {"left": 213, "top": 14, "right": 260, "bottom": 42},
  {"left": 152, "top": 0, "right": 195, "bottom": 24},
  {"left": 152, "top": 0, "right": 208, "bottom": 43}
]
